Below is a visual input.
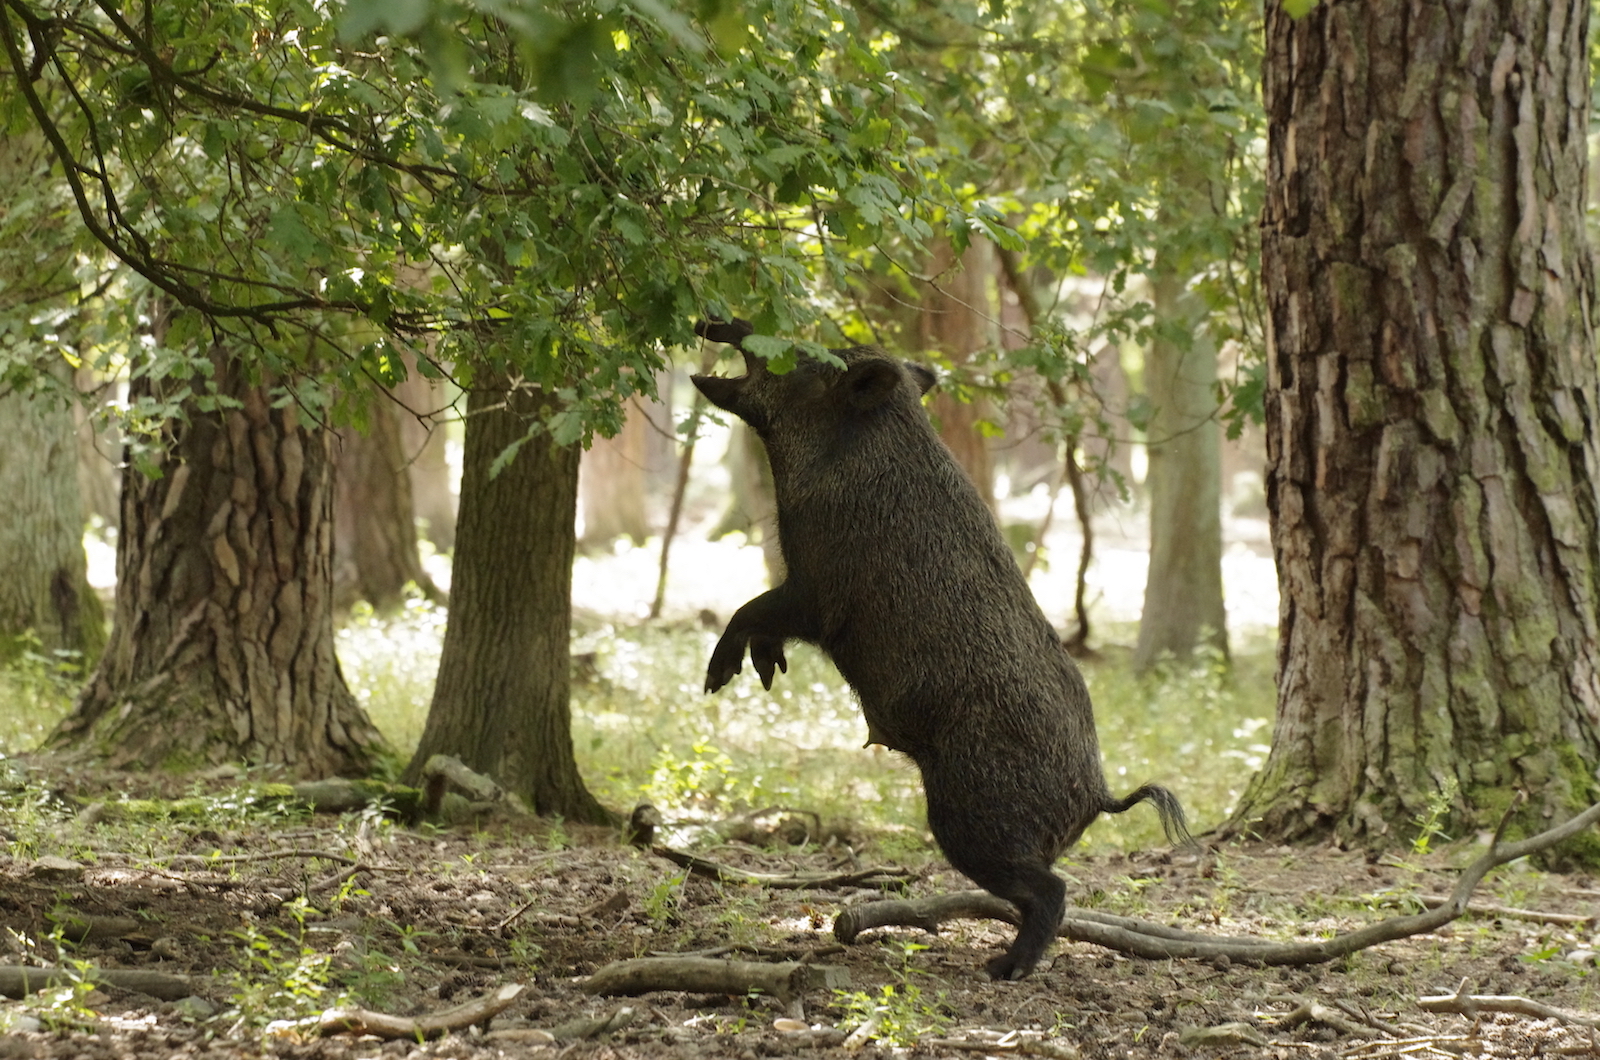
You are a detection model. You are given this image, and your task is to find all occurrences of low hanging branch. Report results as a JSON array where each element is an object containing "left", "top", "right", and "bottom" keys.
[{"left": 836, "top": 799, "right": 1600, "bottom": 967}]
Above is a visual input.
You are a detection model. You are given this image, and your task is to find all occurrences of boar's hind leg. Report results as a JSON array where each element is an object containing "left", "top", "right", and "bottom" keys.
[
  {"left": 928, "top": 793, "right": 1067, "bottom": 980},
  {"left": 974, "top": 861, "right": 1066, "bottom": 981},
  {"left": 705, "top": 585, "right": 818, "bottom": 693}
]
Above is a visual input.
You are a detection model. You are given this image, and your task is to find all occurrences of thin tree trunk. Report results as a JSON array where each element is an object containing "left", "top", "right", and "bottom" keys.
[
  {"left": 920, "top": 241, "right": 997, "bottom": 510},
  {"left": 711, "top": 422, "right": 783, "bottom": 586},
  {"left": 581, "top": 398, "right": 654, "bottom": 547},
  {"left": 393, "top": 369, "right": 457, "bottom": 552},
  {"left": 402, "top": 373, "right": 609, "bottom": 823},
  {"left": 1133, "top": 268, "right": 1228, "bottom": 672},
  {"left": 48, "top": 347, "right": 385, "bottom": 776},
  {"left": 1232, "top": 0, "right": 1600, "bottom": 849},
  {"left": 0, "top": 365, "right": 103, "bottom": 665},
  {"left": 333, "top": 400, "right": 446, "bottom": 613}
]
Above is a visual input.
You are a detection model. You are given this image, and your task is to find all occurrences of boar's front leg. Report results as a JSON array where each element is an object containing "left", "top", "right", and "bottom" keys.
[{"left": 705, "top": 584, "right": 819, "bottom": 693}]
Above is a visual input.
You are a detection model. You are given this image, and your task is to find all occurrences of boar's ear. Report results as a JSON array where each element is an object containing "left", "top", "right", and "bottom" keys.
[
  {"left": 692, "top": 373, "right": 746, "bottom": 413},
  {"left": 904, "top": 362, "right": 938, "bottom": 395},
  {"left": 841, "top": 359, "right": 904, "bottom": 411}
]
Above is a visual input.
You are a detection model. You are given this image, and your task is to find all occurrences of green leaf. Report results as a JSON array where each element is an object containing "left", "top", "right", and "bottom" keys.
[{"left": 1281, "top": 0, "right": 1321, "bottom": 16}]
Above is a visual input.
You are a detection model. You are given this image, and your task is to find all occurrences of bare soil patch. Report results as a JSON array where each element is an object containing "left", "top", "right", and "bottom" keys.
[{"left": 2, "top": 763, "right": 1598, "bottom": 1059}]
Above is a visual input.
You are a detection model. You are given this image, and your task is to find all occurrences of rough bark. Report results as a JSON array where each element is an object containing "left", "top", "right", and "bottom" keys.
[
  {"left": 1133, "top": 267, "right": 1228, "bottom": 672},
  {"left": 47, "top": 349, "right": 385, "bottom": 776},
  {"left": 332, "top": 398, "right": 446, "bottom": 613},
  {"left": 0, "top": 367, "right": 104, "bottom": 664},
  {"left": 401, "top": 374, "right": 610, "bottom": 823},
  {"left": 1233, "top": 0, "right": 1600, "bottom": 849}
]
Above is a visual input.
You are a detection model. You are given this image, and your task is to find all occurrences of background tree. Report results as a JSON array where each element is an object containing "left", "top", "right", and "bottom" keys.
[
  {"left": 332, "top": 399, "right": 448, "bottom": 613},
  {"left": 0, "top": 122, "right": 105, "bottom": 664},
  {"left": 831, "top": 0, "right": 1262, "bottom": 659},
  {"left": 1231, "top": 0, "right": 1600, "bottom": 849}
]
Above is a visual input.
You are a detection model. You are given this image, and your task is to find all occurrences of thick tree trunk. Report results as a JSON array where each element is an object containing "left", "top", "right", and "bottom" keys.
[
  {"left": 47, "top": 350, "right": 385, "bottom": 776},
  {"left": 402, "top": 374, "right": 610, "bottom": 823},
  {"left": 1233, "top": 0, "right": 1600, "bottom": 849},
  {"left": 0, "top": 368, "right": 104, "bottom": 664},
  {"left": 332, "top": 399, "right": 446, "bottom": 613},
  {"left": 1133, "top": 269, "right": 1228, "bottom": 672}
]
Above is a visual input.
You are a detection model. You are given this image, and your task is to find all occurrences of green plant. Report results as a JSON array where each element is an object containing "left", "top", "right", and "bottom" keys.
[
  {"left": 25, "top": 925, "right": 100, "bottom": 1033},
  {"left": 642, "top": 871, "right": 688, "bottom": 927},
  {"left": 225, "top": 901, "right": 338, "bottom": 1031},
  {"left": 836, "top": 981, "right": 951, "bottom": 1048},
  {"left": 1410, "top": 777, "right": 1459, "bottom": 856},
  {"left": 0, "top": 634, "right": 85, "bottom": 755}
]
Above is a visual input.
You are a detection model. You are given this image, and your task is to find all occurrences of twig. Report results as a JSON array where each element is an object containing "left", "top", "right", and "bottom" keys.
[
  {"left": 162, "top": 849, "right": 359, "bottom": 866},
  {"left": 923, "top": 1039, "right": 1080, "bottom": 1058},
  {"left": 319, "top": 983, "right": 524, "bottom": 1039},
  {"left": 1419, "top": 978, "right": 1600, "bottom": 1029},
  {"left": 651, "top": 845, "right": 914, "bottom": 889},
  {"left": 1271, "top": 999, "right": 1380, "bottom": 1039},
  {"left": 1415, "top": 895, "right": 1594, "bottom": 926}
]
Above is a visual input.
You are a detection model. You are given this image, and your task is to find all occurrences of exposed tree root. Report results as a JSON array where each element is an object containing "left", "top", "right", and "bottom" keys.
[{"left": 835, "top": 800, "right": 1600, "bottom": 966}]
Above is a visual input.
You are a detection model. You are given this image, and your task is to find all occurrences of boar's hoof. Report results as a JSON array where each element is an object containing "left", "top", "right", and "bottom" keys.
[
  {"left": 984, "top": 951, "right": 1037, "bottom": 981},
  {"left": 750, "top": 636, "right": 788, "bottom": 690}
]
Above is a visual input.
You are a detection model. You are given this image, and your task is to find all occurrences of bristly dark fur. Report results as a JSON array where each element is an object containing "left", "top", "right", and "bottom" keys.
[{"left": 692, "top": 320, "right": 1190, "bottom": 980}]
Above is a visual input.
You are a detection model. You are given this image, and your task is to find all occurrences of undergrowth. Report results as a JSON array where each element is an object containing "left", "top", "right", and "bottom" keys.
[{"left": 8, "top": 595, "right": 1276, "bottom": 856}]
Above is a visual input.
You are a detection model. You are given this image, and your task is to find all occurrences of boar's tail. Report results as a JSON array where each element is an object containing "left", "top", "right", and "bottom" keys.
[{"left": 1103, "top": 784, "right": 1193, "bottom": 848}]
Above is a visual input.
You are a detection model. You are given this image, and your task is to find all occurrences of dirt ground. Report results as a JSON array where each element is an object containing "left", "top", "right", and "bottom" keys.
[{"left": 2, "top": 763, "right": 1599, "bottom": 1060}]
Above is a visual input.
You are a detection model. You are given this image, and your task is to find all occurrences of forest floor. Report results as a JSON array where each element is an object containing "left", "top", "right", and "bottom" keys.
[{"left": 2, "top": 762, "right": 1599, "bottom": 1060}]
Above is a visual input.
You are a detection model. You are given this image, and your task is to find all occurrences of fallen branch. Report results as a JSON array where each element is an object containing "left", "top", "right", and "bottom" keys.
[
  {"left": 651, "top": 846, "right": 914, "bottom": 889},
  {"left": 546, "top": 1005, "right": 639, "bottom": 1041},
  {"left": 1415, "top": 895, "right": 1594, "bottom": 927},
  {"left": 584, "top": 956, "right": 849, "bottom": 1003},
  {"left": 319, "top": 983, "right": 524, "bottom": 1039},
  {"left": 923, "top": 1037, "right": 1080, "bottom": 1058},
  {"left": 1419, "top": 978, "right": 1600, "bottom": 1029},
  {"left": 0, "top": 965, "right": 196, "bottom": 1001},
  {"left": 1273, "top": 999, "right": 1380, "bottom": 1039},
  {"left": 163, "top": 848, "right": 359, "bottom": 867},
  {"left": 834, "top": 798, "right": 1600, "bottom": 966}
]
